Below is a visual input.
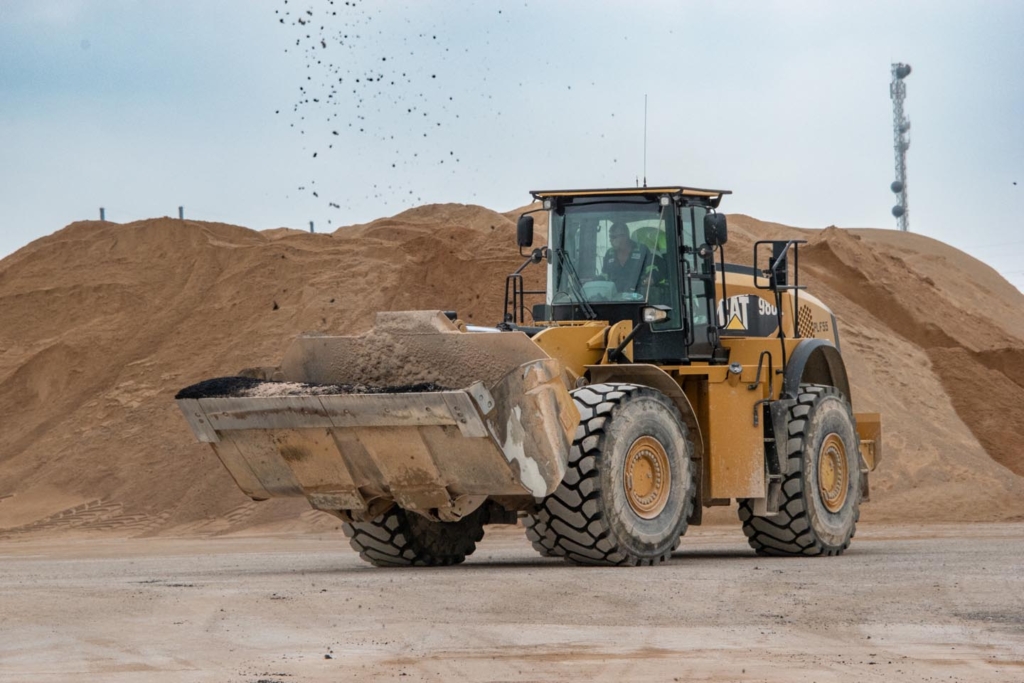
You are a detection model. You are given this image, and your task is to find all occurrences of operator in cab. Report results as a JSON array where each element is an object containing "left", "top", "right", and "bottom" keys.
[{"left": 602, "top": 221, "right": 654, "bottom": 295}]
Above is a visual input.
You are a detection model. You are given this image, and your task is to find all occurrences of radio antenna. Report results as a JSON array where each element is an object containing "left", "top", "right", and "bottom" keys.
[{"left": 643, "top": 94, "right": 648, "bottom": 188}]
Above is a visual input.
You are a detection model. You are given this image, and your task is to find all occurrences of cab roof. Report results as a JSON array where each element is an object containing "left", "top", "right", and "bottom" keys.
[{"left": 530, "top": 186, "right": 732, "bottom": 201}]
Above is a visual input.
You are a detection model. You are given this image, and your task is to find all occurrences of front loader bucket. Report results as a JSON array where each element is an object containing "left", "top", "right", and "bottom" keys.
[{"left": 175, "top": 311, "right": 579, "bottom": 521}]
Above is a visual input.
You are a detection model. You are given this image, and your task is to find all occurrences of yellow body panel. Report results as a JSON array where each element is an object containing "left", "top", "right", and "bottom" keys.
[
  {"left": 602, "top": 320, "right": 634, "bottom": 364},
  {"left": 705, "top": 380, "right": 765, "bottom": 498},
  {"left": 717, "top": 273, "right": 839, "bottom": 348},
  {"left": 531, "top": 324, "right": 606, "bottom": 379},
  {"left": 717, "top": 273, "right": 793, "bottom": 338},
  {"left": 668, "top": 339, "right": 801, "bottom": 499},
  {"left": 795, "top": 291, "right": 840, "bottom": 346}
]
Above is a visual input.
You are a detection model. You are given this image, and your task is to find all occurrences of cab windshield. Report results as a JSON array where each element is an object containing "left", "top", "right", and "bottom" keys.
[{"left": 549, "top": 200, "right": 670, "bottom": 306}]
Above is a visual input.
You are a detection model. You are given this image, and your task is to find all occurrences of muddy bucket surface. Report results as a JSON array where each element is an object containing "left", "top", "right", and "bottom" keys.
[{"left": 176, "top": 312, "right": 579, "bottom": 521}]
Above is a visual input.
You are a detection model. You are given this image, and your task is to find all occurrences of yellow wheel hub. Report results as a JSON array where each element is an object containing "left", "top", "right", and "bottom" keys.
[
  {"left": 623, "top": 436, "right": 671, "bottom": 519},
  {"left": 818, "top": 433, "right": 849, "bottom": 513}
]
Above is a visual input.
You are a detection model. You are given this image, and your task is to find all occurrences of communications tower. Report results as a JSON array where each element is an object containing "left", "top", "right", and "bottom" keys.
[{"left": 889, "top": 63, "right": 912, "bottom": 231}]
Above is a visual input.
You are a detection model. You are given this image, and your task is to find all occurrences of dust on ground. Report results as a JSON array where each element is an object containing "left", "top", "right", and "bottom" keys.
[{"left": 1, "top": 524, "right": 1021, "bottom": 682}]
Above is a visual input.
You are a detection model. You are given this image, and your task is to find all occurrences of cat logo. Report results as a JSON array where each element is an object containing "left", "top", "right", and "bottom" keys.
[
  {"left": 721, "top": 295, "right": 750, "bottom": 330},
  {"left": 717, "top": 295, "right": 779, "bottom": 337}
]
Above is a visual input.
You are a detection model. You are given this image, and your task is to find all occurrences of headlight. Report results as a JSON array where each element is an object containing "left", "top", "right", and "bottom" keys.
[{"left": 642, "top": 306, "right": 670, "bottom": 323}]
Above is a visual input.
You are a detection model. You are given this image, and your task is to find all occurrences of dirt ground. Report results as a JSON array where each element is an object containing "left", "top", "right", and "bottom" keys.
[{"left": 1, "top": 523, "right": 1022, "bottom": 682}]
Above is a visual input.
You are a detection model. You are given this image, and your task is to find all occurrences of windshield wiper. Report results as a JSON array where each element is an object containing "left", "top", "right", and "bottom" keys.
[{"left": 554, "top": 248, "right": 597, "bottom": 320}]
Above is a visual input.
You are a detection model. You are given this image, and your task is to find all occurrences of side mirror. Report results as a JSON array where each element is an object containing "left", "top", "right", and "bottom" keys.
[
  {"left": 517, "top": 215, "right": 534, "bottom": 248},
  {"left": 704, "top": 213, "right": 728, "bottom": 247}
]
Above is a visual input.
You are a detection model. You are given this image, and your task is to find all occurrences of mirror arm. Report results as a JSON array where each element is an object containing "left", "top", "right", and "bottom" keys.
[
  {"left": 769, "top": 240, "right": 798, "bottom": 274},
  {"left": 514, "top": 246, "right": 547, "bottom": 270},
  {"left": 608, "top": 321, "right": 649, "bottom": 363}
]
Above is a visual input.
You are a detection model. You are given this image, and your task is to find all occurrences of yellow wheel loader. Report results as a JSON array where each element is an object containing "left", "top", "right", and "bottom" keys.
[{"left": 176, "top": 186, "right": 881, "bottom": 567}]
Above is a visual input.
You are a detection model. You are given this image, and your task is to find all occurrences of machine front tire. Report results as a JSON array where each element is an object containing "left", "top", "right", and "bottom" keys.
[
  {"left": 525, "top": 383, "right": 696, "bottom": 566},
  {"left": 343, "top": 506, "right": 485, "bottom": 567},
  {"left": 738, "top": 384, "right": 862, "bottom": 556}
]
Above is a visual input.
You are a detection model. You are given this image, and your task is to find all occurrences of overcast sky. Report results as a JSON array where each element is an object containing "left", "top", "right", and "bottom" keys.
[{"left": 1, "top": 1, "right": 1022, "bottom": 289}]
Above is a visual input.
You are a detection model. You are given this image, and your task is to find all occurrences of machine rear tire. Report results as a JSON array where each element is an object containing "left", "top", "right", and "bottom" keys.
[
  {"left": 738, "top": 384, "right": 862, "bottom": 556},
  {"left": 343, "top": 506, "right": 485, "bottom": 567},
  {"left": 525, "top": 383, "right": 696, "bottom": 566}
]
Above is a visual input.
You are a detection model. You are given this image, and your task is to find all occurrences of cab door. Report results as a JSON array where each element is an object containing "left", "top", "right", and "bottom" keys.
[
  {"left": 632, "top": 204, "right": 688, "bottom": 364},
  {"left": 680, "top": 204, "right": 717, "bottom": 360}
]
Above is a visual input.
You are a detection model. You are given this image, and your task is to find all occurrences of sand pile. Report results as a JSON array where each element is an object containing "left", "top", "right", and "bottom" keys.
[
  {"left": 727, "top": 215, "right": 1024, "bottom": 521},
  {"left": 0, "top": 206, "right": 1022, "bottom": 537}
]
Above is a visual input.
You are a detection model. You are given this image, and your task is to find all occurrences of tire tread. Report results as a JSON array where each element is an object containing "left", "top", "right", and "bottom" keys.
[
  {"left": 738, "top": 383, "right": 860, "bottom": 557},
  {"left": 343, "top": 507, "right": 483, "bottom": 567},
  {"left": 525, "top": 383, "right": 695, "bottom": 566}
]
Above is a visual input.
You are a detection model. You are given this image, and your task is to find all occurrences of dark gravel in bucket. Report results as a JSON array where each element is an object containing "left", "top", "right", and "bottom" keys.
[{"left": 175, "top": 376, "right": 451, "bottom": 400}]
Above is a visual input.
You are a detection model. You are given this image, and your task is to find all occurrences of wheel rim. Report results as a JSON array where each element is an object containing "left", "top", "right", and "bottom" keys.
[
  {"left": 623, "top": 436, "right": 671, "bottom": 519},
  {"left": 817, "top": 433, "right": 849, "bottom": 513}
]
